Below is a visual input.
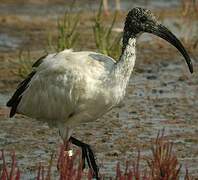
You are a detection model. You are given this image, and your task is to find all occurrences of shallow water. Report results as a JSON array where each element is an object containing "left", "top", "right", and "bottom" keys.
[
  {"left": 0, "top": 93, "right": 10, "bottom": 106},
  {"left": 0, "top": 33, "right": 23, "bottom": 51},
  {"left": 1, "top": 0, "right": 197, "bottom": 52},
  {"left": 0, "top": 0, "right": 180, "bottom": 16},
  {"left": 1, "top": 57, "right": 197, "bottom": 178},
  {"left": 0, "top": 0, "right": 197, "bottom": 178}
]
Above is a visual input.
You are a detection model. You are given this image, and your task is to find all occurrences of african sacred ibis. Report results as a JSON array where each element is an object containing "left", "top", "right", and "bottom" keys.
[{"left": 7, "top": 7, "right": 193, "bottom": 179}]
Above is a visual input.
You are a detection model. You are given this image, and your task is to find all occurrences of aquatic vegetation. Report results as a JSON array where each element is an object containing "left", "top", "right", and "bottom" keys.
[
  {"left": 114, "top": 131, "right": 193, "bottom": 180},
  {"left": 11, "top": 50, "right": 33, "bottom": 78},
  {"left": 0, "top": 150, "right": 20, "bottom": 180},
  {"left": 0, "top": 132, "right": 193, "bottom": 179},
  {"left": 35, "top": 143, "right": 93, "bottom": 180},
  {"left": 15, "top": 2, "right": 122, "bottom": 78},
  {"left": 15, "top": 2, "right": 80, "bottom": 78},
  {"left": 147, "top": 131, "right": 181, "bottom": 179},
  {"left": 180, "top": 0, "right": 198, "bottom": 51},
  {"left": 92, "top": 0, "right": 122, "bottom": 60},
  {"left": 181, "top": 0, "right": 198, "bottom": 16},
  {"left": 47, "top": 2, "right": 80, "bottom": 52}
]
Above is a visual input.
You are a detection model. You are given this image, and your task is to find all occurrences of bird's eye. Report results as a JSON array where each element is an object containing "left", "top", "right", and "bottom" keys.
[{"left": 140, "top": 16, "right": 147, "bottom": 22}]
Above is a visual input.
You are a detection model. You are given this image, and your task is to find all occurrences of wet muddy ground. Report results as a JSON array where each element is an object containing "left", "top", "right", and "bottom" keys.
[{"left": 0, "top": 0, "right": 198, "bottom": 179}]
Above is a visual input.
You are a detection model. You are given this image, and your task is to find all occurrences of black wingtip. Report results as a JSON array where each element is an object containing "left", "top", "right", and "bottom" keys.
[
  {"left": 32, "top": 54, "right": 47, "bottom": 68},
  {"left": 6, "top": 100, "right": 12, "bottom": 107},
  {"left": 189, "top": 61, "right": 193, "bottom": 74},
  {"left": 9, "top": 112, "right": 14, "bottom": 118},
  {"left": 6, "top": 71, "right": 36, "bottom": 118},
  {"left": 6, "top": 54, "right": 45, "bottom": 118},
  {"left": 9, "top": 97, "right": 22, "bottom": 118}
]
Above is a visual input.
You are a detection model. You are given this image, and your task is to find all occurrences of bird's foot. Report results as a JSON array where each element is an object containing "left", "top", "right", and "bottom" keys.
[
  {"left": 81, "top": 143, "right": 99, "bottom": 179},
  {"left": 69, "top": 136, "right": 100, "bottom": 179}
]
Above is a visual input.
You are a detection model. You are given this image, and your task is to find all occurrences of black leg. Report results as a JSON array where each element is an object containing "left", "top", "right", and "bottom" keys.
[{"left": 69, "top": 136, "right": 99, "bottom": 179}]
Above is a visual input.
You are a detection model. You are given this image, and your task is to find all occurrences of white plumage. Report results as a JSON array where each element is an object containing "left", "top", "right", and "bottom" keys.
[{"left": 15, "top": 39, "right": 136, "bottom": 139}]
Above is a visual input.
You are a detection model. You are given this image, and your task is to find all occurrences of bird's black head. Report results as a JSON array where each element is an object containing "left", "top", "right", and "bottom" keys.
[
  {"left": 124, "top": 7, "right": 157, "bottom": 36},
  {"left": 123, "top": 7, "right": 193, "bottom": 73}
]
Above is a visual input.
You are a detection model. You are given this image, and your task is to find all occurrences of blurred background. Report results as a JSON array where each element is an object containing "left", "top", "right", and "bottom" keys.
[{"left": 0, "top": 0, "right": 197, "bottom": 179}]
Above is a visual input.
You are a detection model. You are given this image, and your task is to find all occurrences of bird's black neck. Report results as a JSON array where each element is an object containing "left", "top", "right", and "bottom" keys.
[{"left": 122, "top": 30, "right": 136, "bottom": 54}]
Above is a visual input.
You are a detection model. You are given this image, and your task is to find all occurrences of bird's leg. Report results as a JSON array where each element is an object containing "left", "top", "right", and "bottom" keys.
[
  {"left": 58, "top": 124, "right": 73, "bottom": 147},
  {"left": 57, "top": 126, "right": 74, "bottom": 172},
  {"left": 58, "top": 129, "right": 69, "bottom": 151},
  {"left": 69, "top": 136, "right": 100, "bottom": 179}
]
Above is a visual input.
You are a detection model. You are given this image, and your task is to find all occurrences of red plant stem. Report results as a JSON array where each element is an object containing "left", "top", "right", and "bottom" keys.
[
  {"left": 1, "top": 169, "right": 7, "bottom": 180},
  {"left": 9, "top": 151, "right": 16, "bottom": 180},
  {"left": 41, "top": 166, "right": 44, "bottom": 180},
  {"left": 116, "top": 162, "right": 122, "bottom": 179},
  {"left": 87, "top": 169, "right": 93, "bottom": 180},
  {"left": 37, "top": 163, "right": 41, "bottom": 180},
  {"left": 15, "top": 168, "right": 20, "bottom": 180},
  {"left": 1, "top": 150, "right": 9, "bottom": 179},
  {"left": 46, "top": 153, "right": 54, "bottom": 180}
]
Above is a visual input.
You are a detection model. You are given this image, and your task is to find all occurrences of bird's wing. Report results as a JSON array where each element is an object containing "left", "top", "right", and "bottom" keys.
[
  {"left": 7, "top": 71, "right": 36, "bottom": 117},
  {"left": 6, "top": 49, "right": 75, "bottom": 117},
  {"left": 32, "top": 54, "right": 48, "bottom": 68},
  {"left": 65, "top": 51, "right": 116, "bottom": 73},
  {"left": 6, "top": 49, "right": 116, "bottom": 118},
  {"left": 87, "top": 52, "right": 116, "bottom": 64},
  {"left": 6, "top": 52, "right": 56, "bottom": 117}
]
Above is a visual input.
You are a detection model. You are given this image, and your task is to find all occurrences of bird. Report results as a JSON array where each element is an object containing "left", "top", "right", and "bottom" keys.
[{"left": 7, "top": 7, "right": 193, "bottom": 179}]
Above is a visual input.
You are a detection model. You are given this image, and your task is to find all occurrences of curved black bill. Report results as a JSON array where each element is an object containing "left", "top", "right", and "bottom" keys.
[{"left": 149, "top": 24, "right": 193, "bottom": 73}]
